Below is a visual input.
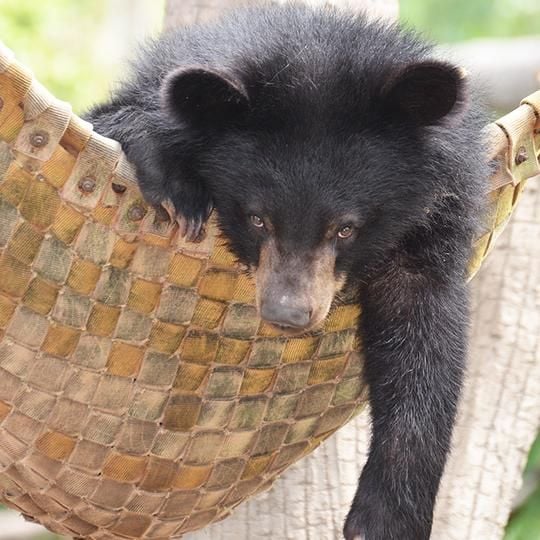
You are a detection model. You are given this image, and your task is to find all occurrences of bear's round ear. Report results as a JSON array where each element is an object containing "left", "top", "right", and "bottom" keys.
[
  {"left": 381, "top": 61, "right": 466, "bottom": 126},
  {"left": 161, "top": 67, "right": 250, "bottom": 127}
]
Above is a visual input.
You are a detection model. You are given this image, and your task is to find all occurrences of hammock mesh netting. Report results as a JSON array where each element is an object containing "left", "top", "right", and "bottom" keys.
[{"left": 0, "top": 41, "right": 538, "bottom": 539}]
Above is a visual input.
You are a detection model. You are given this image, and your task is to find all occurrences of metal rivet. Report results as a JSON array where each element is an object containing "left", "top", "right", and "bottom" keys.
[
  {"left": 29, "top": 130, "right": 49, "bottom": 148},
  {"left": 23, "top": 161, "right": 38, "bottom": 173},
  {"left": 515, "top": 146, "right": 528, "bottom": 165},
  {"left": 111, "top": 182, "right": 127, "bottom": 194},
  {"left": 0, "top": 97, "right": 4, "bottom": 111},
  {"left": 128, "top": 204, "right": 147, "bottom": 221},
  {"left": 78, "top": 176, "right": 96, "bottom": 193}
]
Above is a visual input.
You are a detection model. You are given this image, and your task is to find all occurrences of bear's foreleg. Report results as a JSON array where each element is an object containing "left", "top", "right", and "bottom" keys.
[
  {"left": 84, "top": 102, "right": 212, "bottom": 240},
  {"left": 344, "top": 264, "right": 468, "bottom": 540}
]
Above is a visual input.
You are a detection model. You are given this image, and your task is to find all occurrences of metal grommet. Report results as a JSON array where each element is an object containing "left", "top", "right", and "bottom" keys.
[
  {"left": 111, "top": 182, "right": 127, "bottom": 194},
  {"left": 78, "top": 176, "right": 96, "bottom": 193},
  {"left": 128, "top": 204, "right": 147, "bottom": 222},
  {"left": 29, "top": 130, "right": 49, "bottom": 148},
  {"left": 515, "top": 146, "right": 528, "bottom": 165}
]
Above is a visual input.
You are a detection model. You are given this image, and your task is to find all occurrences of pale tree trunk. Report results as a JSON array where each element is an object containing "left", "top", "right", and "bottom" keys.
[
  {"left": 163, "top": 1, "right": 540, "bottom": 539},
  {"left": 431, "top": 179, "right": 540, "bottom": 539},
  {"left": 441, "top": 38, "right": 540, "bottom": 112},
  {"left": 164, "top": 0, "right": 247, "bottom": 28}
]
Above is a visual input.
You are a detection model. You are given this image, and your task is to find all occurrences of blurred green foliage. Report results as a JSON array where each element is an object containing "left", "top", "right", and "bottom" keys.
[
  {"left": 0, "top": 0, "right": 164, "bottom": 113},
  {"left": 0, "top": 0, "right": 111, "bottom": 112},
  {"left": 400, "top": 0, "right": 540, "bottom": 42},
  {"left": 0, "top": 0, "right": 538, "bottom": 539},
  {"left": 505, "top": 437, "right": 540, "bottom": 540}
]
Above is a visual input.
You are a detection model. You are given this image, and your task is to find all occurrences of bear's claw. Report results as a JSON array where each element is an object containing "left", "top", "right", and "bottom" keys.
[{"left": 160, "top": 196, "right": 213, "bottom": 243}]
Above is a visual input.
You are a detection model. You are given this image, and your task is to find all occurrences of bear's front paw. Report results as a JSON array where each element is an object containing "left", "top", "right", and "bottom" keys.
[
  {"left": 343, "top": 496, "right": 431, "bottom": 540},
  {"left": 169, "top": 180, "right": 213, "bottom": 242},
  {"left": 343, "top": 505, "right": 369, "bottom": 540},
  {"left": 344, "top": 505, "right": 398, "bottom": 540},
  {"left": 175, "top": 199, "right": 214, "bottom": 242},
  {"left": 133, "top": 162, "right": 212, "bottom": 242},
  {"left": 149, "top": 180, "right": 213, "bottom": 242}
]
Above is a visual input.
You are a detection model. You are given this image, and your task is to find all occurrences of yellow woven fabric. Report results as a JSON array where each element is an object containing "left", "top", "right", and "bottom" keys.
[
  {"left": 467, "top": 90, "right": 540, "bottom": 277},
  {"left": 0, "top": 41, "right": 538, "bottom": 539}
]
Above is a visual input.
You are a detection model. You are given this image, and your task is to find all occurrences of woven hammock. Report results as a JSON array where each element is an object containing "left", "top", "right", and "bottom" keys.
[{"left": 0, "top": 39, "right": 538, "bottom": 539}]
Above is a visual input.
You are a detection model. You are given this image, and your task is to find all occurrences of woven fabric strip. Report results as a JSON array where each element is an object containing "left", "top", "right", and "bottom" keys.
[{"left": 0, "top": 41, "right": 538, "bottom": 539}]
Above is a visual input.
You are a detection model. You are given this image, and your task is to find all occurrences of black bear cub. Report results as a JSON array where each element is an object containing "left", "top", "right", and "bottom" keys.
[{"left": 86, "top": 3, "right": 488, "bottom": 539}]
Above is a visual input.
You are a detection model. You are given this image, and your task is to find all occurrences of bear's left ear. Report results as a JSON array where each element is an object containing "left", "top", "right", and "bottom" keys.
[
  {"left": 161, "top": 66, "right": 250, "bottom": 127},
  {"left": 381, "top": 61, "right": 466, "bottom": 126}
]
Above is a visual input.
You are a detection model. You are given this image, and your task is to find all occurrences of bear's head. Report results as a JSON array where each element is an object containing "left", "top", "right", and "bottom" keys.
[{"left": 160, "top": 58, "right": 468, "bottom": 333}]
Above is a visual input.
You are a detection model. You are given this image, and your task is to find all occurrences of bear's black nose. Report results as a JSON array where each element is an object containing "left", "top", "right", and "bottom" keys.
[{"left": 260, "top": 301, "right": 312, "bottom": 329}]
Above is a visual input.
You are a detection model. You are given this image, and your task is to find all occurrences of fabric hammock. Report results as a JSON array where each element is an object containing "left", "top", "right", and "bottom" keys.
[{"left": 0, "top": 40, "right": 538, "bottom": 539}]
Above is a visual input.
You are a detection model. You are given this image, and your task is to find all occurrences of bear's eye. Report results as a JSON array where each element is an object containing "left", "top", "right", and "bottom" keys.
[
  {"left": 250, "top": 215, "right": 265, "bottom": 228},
  {"left": 337, "top": 225, "right": 354, "bottom": 239}
]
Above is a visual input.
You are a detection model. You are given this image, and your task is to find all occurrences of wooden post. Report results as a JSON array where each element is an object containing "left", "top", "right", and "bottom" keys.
[
  {"left": 164, "top": 0, "right": 247, "bottom": 29},
  {"left": 164, "top": 0, "right": 398, "bottom": 29}
]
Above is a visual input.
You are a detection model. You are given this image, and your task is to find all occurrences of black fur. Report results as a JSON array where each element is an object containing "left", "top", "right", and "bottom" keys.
[{"left": 85, "top": 4, "right": 489, "bottom": 539}]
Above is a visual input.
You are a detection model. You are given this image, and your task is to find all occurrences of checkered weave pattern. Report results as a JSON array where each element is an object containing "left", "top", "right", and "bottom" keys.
[{"left": 0, "top": 41, "right": 538, "bottom": 539}]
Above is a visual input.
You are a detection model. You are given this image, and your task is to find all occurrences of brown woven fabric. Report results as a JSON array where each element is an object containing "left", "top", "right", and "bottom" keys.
[
  {"left": 0, "top": 41, "right": 538, "bottom": 539},
  {"left": 467, "top": 91, "right": 540, "bottom": 276}
]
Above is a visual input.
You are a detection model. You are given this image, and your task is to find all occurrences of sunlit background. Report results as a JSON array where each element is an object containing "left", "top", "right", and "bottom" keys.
[{"left": 0, "top": 0, "right": 538, "bottom": 538}]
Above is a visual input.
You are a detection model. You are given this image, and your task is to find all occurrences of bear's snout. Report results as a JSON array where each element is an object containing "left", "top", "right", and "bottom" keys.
[
  {"left": 254, "top": 238, "right": 343, "bottom": 333},
  {"left": 260, "top": 295, "right": 313, "bottom": 330}
]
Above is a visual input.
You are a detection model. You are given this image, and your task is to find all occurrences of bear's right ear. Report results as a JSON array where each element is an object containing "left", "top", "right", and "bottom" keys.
[{"left": 161, "top": 67, "right": 250, "bottom": 127}]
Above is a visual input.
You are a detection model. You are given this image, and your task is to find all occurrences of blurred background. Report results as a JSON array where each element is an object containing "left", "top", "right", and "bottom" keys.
[{"left": 0, "top": 0, "right": 538, "bottom": 538}]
